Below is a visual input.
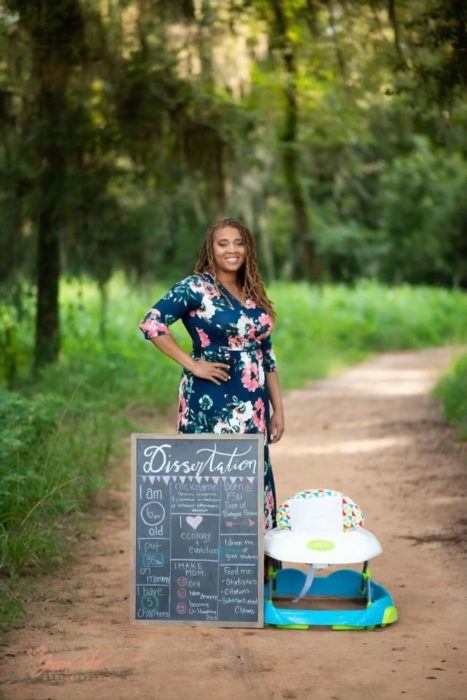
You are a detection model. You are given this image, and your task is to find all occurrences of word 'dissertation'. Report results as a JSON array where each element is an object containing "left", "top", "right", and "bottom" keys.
[
  {"left": 142, "top": 443, "right": 257, "bottom": 478},
  {"left": 133, "top": 435, "right": 264, "bottom": 626}
]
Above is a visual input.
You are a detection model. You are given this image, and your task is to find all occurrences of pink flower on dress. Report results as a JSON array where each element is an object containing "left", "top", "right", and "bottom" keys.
[
  {"left": 244, "top": 298, "right": 257, "bottom": 309},
  {"left": 253, "top": 398, "right": 266, "bottom": 433},
  {"left": 139, "top": 309, "right": 169, "bottom": 337},
  {"left": 259, "top": 313, "right": 273, "bottom": 331},
  {"left": 177, "top": 375, "right": 190, "bottom": 429},
  {"left": 228, "top": 335, "right": 245, "bottom": 350},
  {"left": 190, "top": 276, "right": 220, "bottom": 300},
  {"left": 241, "top": 355, "right": 259, "bottom": 392},
  {"left": 196, "top": 327, "right": 210, "bottom": 348},
  {"left": 177, "top": 395, "right": 188, "bottom": 429},
  {"left": 264, "top": 488, "right": 275, "bottom": 530},
  {"left": 266, "top": 488, "right": 275, "bottom": 513}
]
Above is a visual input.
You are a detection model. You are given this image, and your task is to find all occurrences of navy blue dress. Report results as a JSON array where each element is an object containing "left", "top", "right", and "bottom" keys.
[{"left": 139, "top": 272, "right": 277, "bottom": 529}]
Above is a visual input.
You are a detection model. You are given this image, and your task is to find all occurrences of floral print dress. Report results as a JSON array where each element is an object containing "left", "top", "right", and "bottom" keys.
[{"left": 139, "top": 272, "right": 278, "bottom": 530}]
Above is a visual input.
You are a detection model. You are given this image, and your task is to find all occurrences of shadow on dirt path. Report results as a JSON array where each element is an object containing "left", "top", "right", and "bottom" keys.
[{"left": 1, "top": 347, "right": 466, "bottom": 700}]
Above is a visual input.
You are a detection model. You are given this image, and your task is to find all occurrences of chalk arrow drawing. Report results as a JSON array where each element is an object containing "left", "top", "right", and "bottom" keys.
[{"left": 225, "top": 518, "right": 255, "bottom": 528}]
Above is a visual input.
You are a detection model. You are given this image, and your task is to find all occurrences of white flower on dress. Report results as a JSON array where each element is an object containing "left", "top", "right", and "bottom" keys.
[
  {"left": 236, "top": 313, "right": 256, "bottom": 339},
  {"left": 195, "top": 296, "right": 216, "bottom": 320},
  {"left": 255, "top": 349, "right": 266, "bottom": 387},
  {"left": 212, "top": 400, "right": 254, "bottom": 433},
  {"left": 230, "top": 401, "right": 254, "bottom": 429},
  {"left": 213, "top": 419, "right": 231, "bottom": 434}
]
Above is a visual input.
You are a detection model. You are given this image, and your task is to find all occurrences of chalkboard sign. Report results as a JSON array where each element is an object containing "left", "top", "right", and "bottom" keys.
[{"left": 130, "top": 434, "right": 264, "bottom": 627}]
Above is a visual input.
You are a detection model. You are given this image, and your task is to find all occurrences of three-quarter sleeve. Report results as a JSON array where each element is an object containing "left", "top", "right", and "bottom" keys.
[
  {"left": 139, "top": 276, "right": 200, "bottom": 340},
  {"left": 261, "top": 334, "right": 278, "bottom": 372}
]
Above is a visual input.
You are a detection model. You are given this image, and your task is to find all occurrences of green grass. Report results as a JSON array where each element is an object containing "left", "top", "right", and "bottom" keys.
[
  {"left": 433, "top": 353, "right": 467, "bottom": 440},
  {"left": 0, "top": 389, "right": 126, "bottom": 617},
  {"left": 1, "top": 275, "right": 467, "bottom": 626},
  {"left": 59, "top": 275, "right": 467, "bottom": 393},
  {"left": 271, "top": 280, "right": 467, "bottom": 386}
]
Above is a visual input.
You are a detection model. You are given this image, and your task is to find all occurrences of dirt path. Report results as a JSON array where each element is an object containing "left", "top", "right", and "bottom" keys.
[{"left": 1, "top": 347, "right": 466, "bottom": 700}]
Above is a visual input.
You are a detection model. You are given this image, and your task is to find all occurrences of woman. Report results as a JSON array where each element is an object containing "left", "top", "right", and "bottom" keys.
[{"left": 139, "top": 217, "right": 284, "bottom": 529}]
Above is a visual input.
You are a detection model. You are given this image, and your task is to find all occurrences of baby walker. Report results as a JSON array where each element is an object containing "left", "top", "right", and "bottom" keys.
[{"left": 264, "top": 490, "right": 398, "bottom": 629}]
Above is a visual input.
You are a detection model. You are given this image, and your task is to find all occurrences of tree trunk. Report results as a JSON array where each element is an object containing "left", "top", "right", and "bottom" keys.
[
  {"left": 35, "top": 202, "right": 61, "bottom": 367},
  {"left": 33, "top": 68, "right": 67, "bottom": 369},
  {"left": 271, "top": 0, "right": 319, "bottom": 281},
  {"left": 11, "top": 0, "right": 85, "bottom": 369},
  {"left": 98, "top": 279, "right": 108, "bottom": 340},
  {"left": 327, "top": 0, "right": 348, "bottom": 88},
  {"left": 387, "top": 0, "right": 405, "bottom": 67}
]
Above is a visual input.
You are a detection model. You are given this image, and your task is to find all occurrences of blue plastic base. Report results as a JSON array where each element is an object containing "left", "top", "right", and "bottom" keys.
[{"left": 264, "top": 568, "right": 398, "bottom": 629}]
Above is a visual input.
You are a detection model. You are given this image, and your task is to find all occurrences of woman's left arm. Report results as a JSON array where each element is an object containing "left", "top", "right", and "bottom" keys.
[{"left": 266, "top": 371, "right": 285, "bottom": 443}]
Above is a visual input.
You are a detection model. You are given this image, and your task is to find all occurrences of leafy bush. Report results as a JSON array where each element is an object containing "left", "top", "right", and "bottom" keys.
[
  {"left": 434, "top": 353, "right": 467, "bottom": 440},
  {"left": 0, "top": 291, "right": 35, "bottom": 389},
  {"left": 378, "top": 138, "right": 467, "bottom": 286},
  {"left": 0, "top": 386, "right": 121, "bottom": 575},
  {"left": 279, "top": 139, "right": 467, "bottom": 286}
]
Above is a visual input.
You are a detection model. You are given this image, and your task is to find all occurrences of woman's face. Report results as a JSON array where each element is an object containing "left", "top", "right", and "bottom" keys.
[{"left": 212, "top": 226, "right": 246, "bottom": 276}]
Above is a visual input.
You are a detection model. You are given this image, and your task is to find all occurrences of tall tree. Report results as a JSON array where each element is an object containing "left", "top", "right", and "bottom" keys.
[
  {"left": 269, "top": 0, "right": 320, "bottom": 280},
  {"left": 8, "top": 0, "right": 86, "bottom": 367}
]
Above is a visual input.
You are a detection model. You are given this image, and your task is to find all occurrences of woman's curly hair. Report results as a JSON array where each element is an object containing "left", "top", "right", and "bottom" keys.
[{"left": 194, "top": 218, "right": 276, "bottom": 319}]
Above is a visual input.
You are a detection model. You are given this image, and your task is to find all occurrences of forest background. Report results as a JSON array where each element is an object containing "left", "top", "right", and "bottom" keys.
[{"left": 0, "top": 0, "right": 466, "bottom": 623}]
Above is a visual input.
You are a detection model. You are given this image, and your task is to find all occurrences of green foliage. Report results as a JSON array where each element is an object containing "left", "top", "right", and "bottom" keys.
[
  {"left": 433, "top": 353, "right": 467, "bottom": 441},
  {"left": 0, "top": 304, "right": 26, "bottom": 390},
  {"left": 312, "top": 210, "right": 387, "bottom": 283},
  {"left": 0, "top": 275, "right": 182, "bottom": 577},
  {"left": 0, "top": 390, "right": 64, "bottom": 469},
  {"left": 0, "top": 376, "right": 124, "bottom": 576},
  {"left": 1, "top": 0, "right": 467, "bottom": 294},
  {"left": 377, "top": 139, "right": 467, "bottom": 286},
  {"left": 2, "top": 277, "right": 467, "bottom": 577},
  {"left": 271, "top": 280, "right": 467, "bottom": 387},
  {"left": 263, "top": 137, "right": 467, "bottom": 285}
]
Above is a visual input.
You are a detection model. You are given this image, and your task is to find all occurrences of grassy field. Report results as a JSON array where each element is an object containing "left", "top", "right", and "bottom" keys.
[
  {"left": 433, "top": 352, "right": 467, "bottom": 441},
  {"left": 1, "top": 276, "right": 467, "bottom": 624}
]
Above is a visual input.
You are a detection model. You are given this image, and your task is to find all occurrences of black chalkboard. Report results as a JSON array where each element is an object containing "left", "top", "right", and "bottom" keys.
[{"left": 130, "top": 434, "right": 264, "bottom": 627}]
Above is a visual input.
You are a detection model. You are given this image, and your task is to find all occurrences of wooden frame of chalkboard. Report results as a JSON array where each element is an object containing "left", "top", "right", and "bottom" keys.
[{"left": 130, "top": 433, "right": 265, "bottom": 627}]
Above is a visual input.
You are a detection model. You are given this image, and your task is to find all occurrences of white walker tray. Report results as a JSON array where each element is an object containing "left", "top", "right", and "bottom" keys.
[{"left": 263, "top": 490, "right": 398, "bottom": 629}]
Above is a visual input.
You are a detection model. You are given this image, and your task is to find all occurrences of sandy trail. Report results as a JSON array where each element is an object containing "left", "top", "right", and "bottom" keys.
[{"left": 1, "top": 347, "right": 466, "bottom": 700}]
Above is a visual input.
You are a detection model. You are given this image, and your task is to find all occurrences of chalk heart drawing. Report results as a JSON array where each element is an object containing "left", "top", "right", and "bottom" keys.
[{"left": 186, "top": 515, "right": 203, "bottom": 530}]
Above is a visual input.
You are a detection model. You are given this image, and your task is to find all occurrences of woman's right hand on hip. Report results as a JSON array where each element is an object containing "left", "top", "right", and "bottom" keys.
[{"left": 191, "top": 358, "right": 230, "bottom": 385}]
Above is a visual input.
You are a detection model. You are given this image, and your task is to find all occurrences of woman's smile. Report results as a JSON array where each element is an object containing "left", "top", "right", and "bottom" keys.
[{"left": 213, "top": 226, "right": 247, "bottom": 273}]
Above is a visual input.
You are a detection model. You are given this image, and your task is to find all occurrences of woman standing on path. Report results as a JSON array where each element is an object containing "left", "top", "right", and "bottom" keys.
[{"left": 139, "top": 218, "right": 284, "bottom": 529}]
